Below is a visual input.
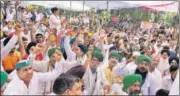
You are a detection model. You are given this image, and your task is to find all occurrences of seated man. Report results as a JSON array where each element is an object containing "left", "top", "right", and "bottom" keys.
[
  {"left": 52, "top": 73, "right": 82, "bottom": 95},
  {"left": 3, "top": 60, "right": 62, "bottom": 95},
  {"left": 122, "top": 74, "right": 142, "bottom": 95}
]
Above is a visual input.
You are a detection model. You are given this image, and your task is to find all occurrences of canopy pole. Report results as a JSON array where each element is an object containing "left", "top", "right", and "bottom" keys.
[
  {"left": 107, "top": 0, "right": 109, "bottom": 11},
  {"left": 83, "top": 0, "right": 85, "bottom": 12},
  {"left": 70, "top": 1, "right": 72, "bottom": 17}
]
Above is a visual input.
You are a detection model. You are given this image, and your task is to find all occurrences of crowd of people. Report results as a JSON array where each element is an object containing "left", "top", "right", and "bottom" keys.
[{"left": 0, "top": 1, "right": 179, "bottom": 95}]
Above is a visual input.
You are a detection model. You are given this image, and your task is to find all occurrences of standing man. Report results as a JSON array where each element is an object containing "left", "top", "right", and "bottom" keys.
[{"left": 49, "top": 7, "right": 61, "bottom": 32}]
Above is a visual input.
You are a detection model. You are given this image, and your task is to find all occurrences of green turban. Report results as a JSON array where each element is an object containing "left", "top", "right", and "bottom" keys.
[
  {"left": 70, "top": 37, "right": 76, "bottom": 45},
  {"left": 0, "top": 71, "right": 8, "bottom": 88},
  {"left": 92, "top": 50, "right": 104, "bottom": 62},
  {"left": 48, "top": 48, "right": 62, "bottom": 58},
  {"left": 136, "top": 54, "right": 152, "bottom": 65},
  {"left": 16, "top": 60, "right": 30, "bottom": 70},
  {"left": 109, "top": 51, "right": 121, "bottom": 59},
  {"left": 93, "top": 48, "right": 102, "bottom": 52},
  {"left": 123, "top": 74, "right": 142, "bottom": 92}
]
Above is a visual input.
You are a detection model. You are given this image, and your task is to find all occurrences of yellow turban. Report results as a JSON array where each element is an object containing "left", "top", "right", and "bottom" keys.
[
  {"left": 0, "top": 31, "right": 3, "bottom": 38},
  {"left": 49, "top": 35, "right": 56, "bottom": 41},
  {"left": 88, "top": 32, "right": 93, "bottom": 37}
]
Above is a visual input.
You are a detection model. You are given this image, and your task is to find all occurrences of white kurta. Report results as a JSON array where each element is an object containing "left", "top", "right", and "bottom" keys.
[
  {"left": 127, "top": 65, "right": 159, "bottom": 95},
  {"left": 169, "top": 70, "right": 179, "bottom": 95},
  {"left": 64, "top": 35, "right": 87, "bottom": 65},
  {"left": 83, "top": 66, "right": 108, "bottom": 95},
  {"left": 49, "top": 14, "right": 61, "bottom": 30},
  {"left": 29, "top": 54, "right": 80, "bottom": 94},
  {"left": 150, "top": 68, "right": 162, "bottom": 91},
  {"left": 113, "top": 62, "right": 130, "bottom": 77},
  {"left": 161, "top": 75, "right": 173, "bottom": 91},
  {"left": 5, "top": 9, "right": 15, "bottom": 22},
  {"left": 4, "top": 62, "right": 62, "bottom": 95},
  {"left": 21, "top": 31, "right": 31, "bottom": 43},
  {"left": 64, "top": 35, "right": 76, "bottom": 61}
]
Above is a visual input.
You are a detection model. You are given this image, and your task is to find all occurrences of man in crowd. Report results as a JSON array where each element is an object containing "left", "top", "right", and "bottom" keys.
[
  {"left": 133, "top": 54, "right": 160, "bottom": 95},
  {"left": 49, "top": 7, "right": 61, "bottom": 31},
  {"left": 82, "top": 50, "right": 109, "bottom": 95},
  {"left": 161, "top": 63, "right": 179, "bottom": 91},
  {"left": 104, "top": 51, "right": 123, "bottom": 86},
  {"left": 0, "top": 1, "right": 179, "bottom": 95},
  {"left": 3, "top": 60, "right": 62, "bottom": 95},
  {"left": 122, "top": 74, "right": 142, "bottom": 95},
  {"left": 52, "top": 73, "right": 82, "bottom": 95}
]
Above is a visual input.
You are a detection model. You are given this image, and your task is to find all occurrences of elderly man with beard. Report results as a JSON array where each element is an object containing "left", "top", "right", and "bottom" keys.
[
  {"left": 157, "top": 49, "right": 170, "bottom": 76},
  {"left": 3, "top": 59, "right": 62, "bottom": 95},
  {"left": 122, "top": 74, "right": 142, "bottom": 96},
  {"left": 131, "top": 54, "right": 159, "bottom": 95}
]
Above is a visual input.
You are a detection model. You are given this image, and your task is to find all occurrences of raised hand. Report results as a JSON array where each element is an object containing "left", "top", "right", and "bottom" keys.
[{"left": 15, "top": 24, "right": 24, "bottom": 36}]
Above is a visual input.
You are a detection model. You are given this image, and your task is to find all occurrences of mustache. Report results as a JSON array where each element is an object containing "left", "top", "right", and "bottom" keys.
[
  {"left": 139, "top": 68, "right": 147, "bottom": 72},
  {"left": 129, "top": 90, "right": 140, "bottom": 96}
]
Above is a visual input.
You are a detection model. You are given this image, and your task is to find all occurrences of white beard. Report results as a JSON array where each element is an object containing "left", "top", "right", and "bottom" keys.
[{"left": 157, "top": 57, "right": 170, "bottom": 74}]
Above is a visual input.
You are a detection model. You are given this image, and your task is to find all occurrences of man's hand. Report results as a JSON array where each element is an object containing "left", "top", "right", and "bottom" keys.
[
  {"left": 15, "top": 24, "right": 23, "bottom": 36},
  {"left": 104, "top": 85, "right": 111, "bottom": 95}
]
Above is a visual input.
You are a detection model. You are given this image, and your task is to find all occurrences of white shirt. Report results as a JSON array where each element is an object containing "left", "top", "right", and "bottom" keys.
[
  {"left": 113, "top": 62, "right": 130, "bottom": 77},
  {"left": 161, "top": 75, "right": 174, "bottom": 91},
  {"left": 169, "top": 70, "right": 179, "bottom": 95},
  {"left": 64, "top": 35, "right": 76, "bottom": 61},
  {"left": 21, "top": 31, "right": 31, "bottom": 43},
  {"left": 49, "top": 14, "right": 61, "bottom": 30},
  {"left": 35, "top": 12, "right": 43, "bottom": 22},
  {"left": 150, "top": 68, "right": 162, "bottom": 94},
  {"left": 4, "top": 62, "right": 62, "bottom": 95},
  {"left": 5, "top": 9, "right": 15, "bottom": 22}
]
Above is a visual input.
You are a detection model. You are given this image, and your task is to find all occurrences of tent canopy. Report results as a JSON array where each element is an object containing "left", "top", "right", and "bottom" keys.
[
  {"left": 21, "top": 1, "right": 179, "bottom": 12},
  {"left": 21, "top": 1, "right": 90, "bottom": 11}
]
